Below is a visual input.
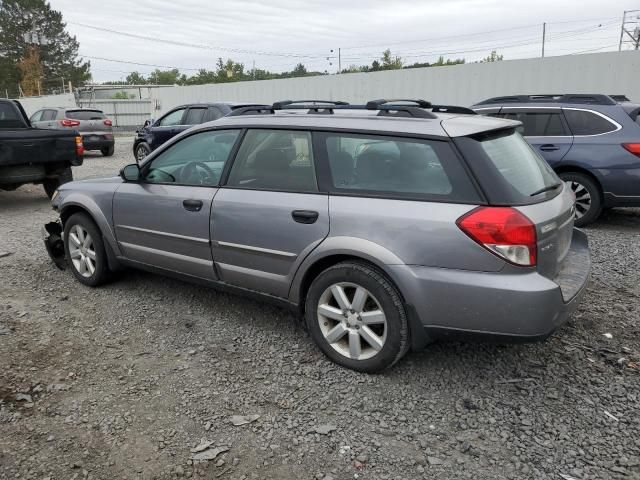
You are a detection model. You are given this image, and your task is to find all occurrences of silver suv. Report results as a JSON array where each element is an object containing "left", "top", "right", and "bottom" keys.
[
  {"left": 31, "top": 107, "right": 115, "bottom": 156},
  {"left": 43, "top": 100, "right": 590, "bottom": 373}
]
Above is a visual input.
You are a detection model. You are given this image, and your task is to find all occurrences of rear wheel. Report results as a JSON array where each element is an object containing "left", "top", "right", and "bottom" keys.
[
  {"left": 559, "top": 172, "right": 602, "bottom": 227},
  {"left": 305, "top": 262, "right": 409, "bottom": 373},
  {"left": 101, "top": 145, "right": 115, "bottom": 157},
  {"left": 63, "top": 213, "right": 110, "bottom": 287},
  {"left": 43, "top": 167, "right": 73, "bottom": 199}
]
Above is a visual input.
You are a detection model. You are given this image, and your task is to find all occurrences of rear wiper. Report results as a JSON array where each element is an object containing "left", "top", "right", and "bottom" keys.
[{"left": 530, "top": 183, "right": 562, "bottom": 197}]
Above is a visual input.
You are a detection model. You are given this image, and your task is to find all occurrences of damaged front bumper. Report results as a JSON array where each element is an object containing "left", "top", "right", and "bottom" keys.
[{"left": 42, "top": 220, "right": 66, "bottom": 270}]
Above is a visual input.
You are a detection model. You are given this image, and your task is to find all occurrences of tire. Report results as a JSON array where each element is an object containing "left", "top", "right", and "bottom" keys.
[
  {"left": 43, "top": 167, "right": 73, "bottom": 199},
  {"left": 101, "top": 145, "right": 115, "bottom": 157},
  {"left": 63, "top": 213, "right": 110, "bottom": 287},
  {"left": 304, "top": 261, "right": 409, "bottom": 373},
  {"left": 559, "top": 172, "right": 602, "bottom": 227},
  {"left": 134, "top": 142, "right": 151, "bottom": 162}
]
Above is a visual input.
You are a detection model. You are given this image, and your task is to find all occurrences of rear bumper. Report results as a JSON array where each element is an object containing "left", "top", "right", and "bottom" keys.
[
  {"left": 82, "top": 135, "right": 114, "bottom": 151},
  {"left": 391, "top": 229, "right": 590, "bottom": 348}
]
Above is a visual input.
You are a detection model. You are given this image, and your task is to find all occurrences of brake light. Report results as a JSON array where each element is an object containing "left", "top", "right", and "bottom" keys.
[
  {"left": 104, "top": 119, "right": 113, "bottom": 126},
  {"left": 60, "top": 118, "right": 80, "bottom": 127},
  {"left": 457, "top": 207, "right": 537, "bottom": 266},
  {"left": 622, "top": 143, "right": 640, "bottom": 157},
  {"left": 75, "top": 136, "right": 84, "bottom": 157}
]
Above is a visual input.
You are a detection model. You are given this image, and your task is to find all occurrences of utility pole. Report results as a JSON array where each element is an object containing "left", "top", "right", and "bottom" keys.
[
  {"left": 61, "top": 78, "right": 65, "bottom": 93},
  {"left": 541, "top": 23, "right": 546, "bottom": 58},
  {"left": 619, "top": 10, "right": 640, "bottom": 51},
  {"left": 338, "top": 48, "right": 342, "bottom": 73}
]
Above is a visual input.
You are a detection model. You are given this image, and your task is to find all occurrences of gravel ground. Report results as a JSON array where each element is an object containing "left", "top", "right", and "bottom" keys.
[{"left": 1, "top": 138, "right": 639, "bottom": 480}]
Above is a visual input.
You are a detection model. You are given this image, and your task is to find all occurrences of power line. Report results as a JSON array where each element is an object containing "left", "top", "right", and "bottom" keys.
[{"left": 68, "top": 21, "right": 323, "bottom": 59}]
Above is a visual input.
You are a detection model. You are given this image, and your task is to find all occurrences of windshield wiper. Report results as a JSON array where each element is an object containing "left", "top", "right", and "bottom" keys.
[{"left": 530, "top": 183, "right": 562, "bottom": 197}]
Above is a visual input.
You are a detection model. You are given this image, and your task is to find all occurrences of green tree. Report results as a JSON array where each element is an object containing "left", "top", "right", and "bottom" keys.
[
  {"left": 380, "top": 49, "right": 403, "bottom": 70},
  {"left": 147, "top": 68, "right": 183, "bottom": 85},
  {"left": 0, "top": 0, "right": 91, "bottom": 96},
  {"left": 214, "top": 58, "right": 246, "bottom": 83},
  {"left": 125, "top": 71, "right": 147, "bottom": 84},
  {"left": 291, "top": 63, "right": 308, "bottom": 77},
  {"left": 481, "top": 50, "right": 504, "bottom": 62}
]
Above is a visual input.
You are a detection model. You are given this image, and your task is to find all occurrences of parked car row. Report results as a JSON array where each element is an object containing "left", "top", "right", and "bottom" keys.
[{"left": 44, "top": 98, "right": 591, "bottom": 373}]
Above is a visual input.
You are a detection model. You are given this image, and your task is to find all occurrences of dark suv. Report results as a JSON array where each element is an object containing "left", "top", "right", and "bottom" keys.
[
  {"left": 133, "top": 102, "right": 266, "bottom": 162},
  {"left": 473, "top": 94, "right": 640, "bottom": 226}
]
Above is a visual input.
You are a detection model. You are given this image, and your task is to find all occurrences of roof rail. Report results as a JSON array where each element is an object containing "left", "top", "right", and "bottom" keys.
[
  {"left": 476, "top": 94, "right": 617, "bottom": 106},
  {"left": 609, "top": 94, "right": 630, "bottom": 102},
  {"left": 272, "top": 100, "right": 349, "bottom": 109},
  {"left": 226, "top": 105, "right": 275, "bottom": 117},
  {"left": 431, "top": 105, "right": 477, "bottom": 115},
  {"left": 366, "top": 99, "right": 437, "bottom": 119}
]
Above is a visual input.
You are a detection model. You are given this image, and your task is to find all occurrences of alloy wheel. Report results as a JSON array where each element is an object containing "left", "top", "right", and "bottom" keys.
[
  {"left": 136, "top": 146, "right": 148, "bottom": 162},
  {"left": 68, "top": 224, "right": 96, "bottom": 278},
  {"left": 565, "top": 180, "right": 591, "bottom": 220},
  {"left": 317, "top": 282, "right": 387, "bottom": 361}
]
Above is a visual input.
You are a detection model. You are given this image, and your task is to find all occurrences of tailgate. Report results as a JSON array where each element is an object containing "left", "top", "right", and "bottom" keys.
[
  {"left": 0, "top": 128, "right": 79, "bottom": 167},
  {"left": 517, "top": 184, "right": 576, "bottom": 280}
]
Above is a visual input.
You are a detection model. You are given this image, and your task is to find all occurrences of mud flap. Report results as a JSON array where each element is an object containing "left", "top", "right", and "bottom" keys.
[{"left": 42, "top": 221, "right": 66, "bottom": 270}]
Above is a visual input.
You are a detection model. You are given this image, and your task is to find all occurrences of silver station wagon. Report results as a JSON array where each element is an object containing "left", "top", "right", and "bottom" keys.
[{"left": 44, "top": 100, "right": 590, "bottom": 372}]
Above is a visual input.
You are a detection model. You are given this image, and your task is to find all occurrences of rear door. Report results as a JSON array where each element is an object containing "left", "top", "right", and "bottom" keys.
[
  {"left": 149, "top": 107, "right": 187, "bottom": 149},
  {"left": 500, "top": 107, "right": 573, "bottom": 166},
  {"left": 211, "top": 129, "right": 329, "bottom": 298},
  {"left": 112, "top": 129, "right": 242, "bottom": 279}
]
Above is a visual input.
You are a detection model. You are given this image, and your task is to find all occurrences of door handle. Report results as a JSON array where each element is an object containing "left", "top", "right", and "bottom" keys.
[
  {"left": 540, "top": 144, "right": 559, "bottom": 152},
  {"left": 291, "top": 210, "right": 319, "bottom": 224},
  {"left": 183, "top": 199, "right": 203, "bottom": 212}
]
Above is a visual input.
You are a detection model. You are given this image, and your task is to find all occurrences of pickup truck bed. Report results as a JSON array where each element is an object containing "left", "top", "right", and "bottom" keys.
[{"left": 0, "top": 100, "right": 83, "bottom": 198}]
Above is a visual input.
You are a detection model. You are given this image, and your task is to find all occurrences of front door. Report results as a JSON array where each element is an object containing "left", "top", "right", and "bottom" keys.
[
  {"left": 500, "top": 107, "right": 573, "bottom": 167},
  {"left": 211, "top": 129, "right": 329, "bottom": 298},
  {"left": 149, "top": 107, "right": 188, "bottom": 150},
  {"left": 112, "top": 128, "right": 242, "bottom": 279}
]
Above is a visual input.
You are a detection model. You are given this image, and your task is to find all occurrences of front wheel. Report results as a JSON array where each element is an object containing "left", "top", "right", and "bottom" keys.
[
  {"left": 135, "top": 142, "right": 150, "bottom": 162},
  {"left": 559, "top": 172, "right": 602, "bottom": 227},
  {"left": 305, "top": 262, "right": 409, "bottom": 373},
  {"left": 63, "top": 213, "right": 110, "bottom": 287}
]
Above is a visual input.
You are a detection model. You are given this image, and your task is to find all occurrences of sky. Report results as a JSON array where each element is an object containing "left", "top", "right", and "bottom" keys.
[{"left": 47, "top": 0, "right": 640, "bottom": 83}]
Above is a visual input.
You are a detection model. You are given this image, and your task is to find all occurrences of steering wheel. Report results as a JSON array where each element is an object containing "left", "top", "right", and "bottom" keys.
[{"left": 179, "top": 161, "right": 216, "bottom": 185}]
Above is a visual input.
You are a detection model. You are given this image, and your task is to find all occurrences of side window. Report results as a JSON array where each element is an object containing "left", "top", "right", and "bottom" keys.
[
  {"left": 30, "top": 110, "right": 43, "bottom": 122},
  {"left": 320, "top": 133, "right": 479, "bottom": 201},
  {"left": 563, "top": 109, "right": 618, "bottom": 135},
  {"left": 158, "top": 108, "right": 186, "bottom": 127},
  {"left": 226, "top": 129, "right": 317, "bottom": 192},
  {"left": 183, "top": 108, "right": 207, "bottom": 125},
  {"left": 142, "top": 129, "right": 240, "bottom": 186},
  {"left": 206, "top": 107, "right": 224, "bottom": 122},
  {"left": 41, "top": 110, "right": 56, "bottom": 121},
  {"left": 501, "top": 111, "right": 567, "bottom": 136}
]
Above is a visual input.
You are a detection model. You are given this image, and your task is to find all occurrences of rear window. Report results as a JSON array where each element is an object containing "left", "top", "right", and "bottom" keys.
[
  {"left": 66, "top": 110, "right": 106, "bottom": 120},
  {"left": 455, "top": 129, "right": 560, "bottom": 205},
  {"left": 183, "top": 108, "right": 207, "bottom": 125},
  {"left": 500, "top": 111, "right": 568, "bottom": 136},
  {"left": 0, "top": 102, "right": 23, "bottom": 128},
  {"left": 318, "top": 132, "right": 480, "bottom": 202},
  {"left": 563, "top": 109, "right": 618, "bottom": 135}
]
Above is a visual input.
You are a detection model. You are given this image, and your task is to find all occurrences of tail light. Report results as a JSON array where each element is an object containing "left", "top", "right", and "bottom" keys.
[
  {"left": 60, "top": 118, "right": 80, "bottom": 127},
  {"left": 75, "top": 136, "right": 84, "bottom": 157},
  {"left": 104, "top": 119, "right": 113, "bottom": 126},
  {"left": 622, "top": 143, "right": 640, "bottom": 157},
  {"left": 457, "top": 207, "right": 537, "bottom": 266}
]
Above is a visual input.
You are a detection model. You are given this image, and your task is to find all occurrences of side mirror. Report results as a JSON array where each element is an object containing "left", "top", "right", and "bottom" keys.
[
  {"left": 143, "top": 118, "right": 155, "bottom": 128},
  {"left": 120, "top": 164, "right": 140, "bottom": 182}
]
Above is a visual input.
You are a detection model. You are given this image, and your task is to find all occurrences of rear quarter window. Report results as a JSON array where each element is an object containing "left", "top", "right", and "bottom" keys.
[
  {"left": 563, "top": 109, "right": 618, "bottom": 135},
  {"left": 317, "top": 132, "right": 481, "bottom": 203}
]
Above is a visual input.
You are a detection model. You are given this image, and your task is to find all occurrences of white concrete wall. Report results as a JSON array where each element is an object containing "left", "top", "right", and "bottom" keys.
[
  {"left": 15, "top": 93, "right": 76, "bottom": 116},
  {"left": 151, "top": 51, "right": 640, "bottom": 117}
]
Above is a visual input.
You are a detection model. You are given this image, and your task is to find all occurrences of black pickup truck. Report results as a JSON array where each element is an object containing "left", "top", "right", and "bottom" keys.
[{"left": 0, "top": 99, "right": 84, "bottom": 198}]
